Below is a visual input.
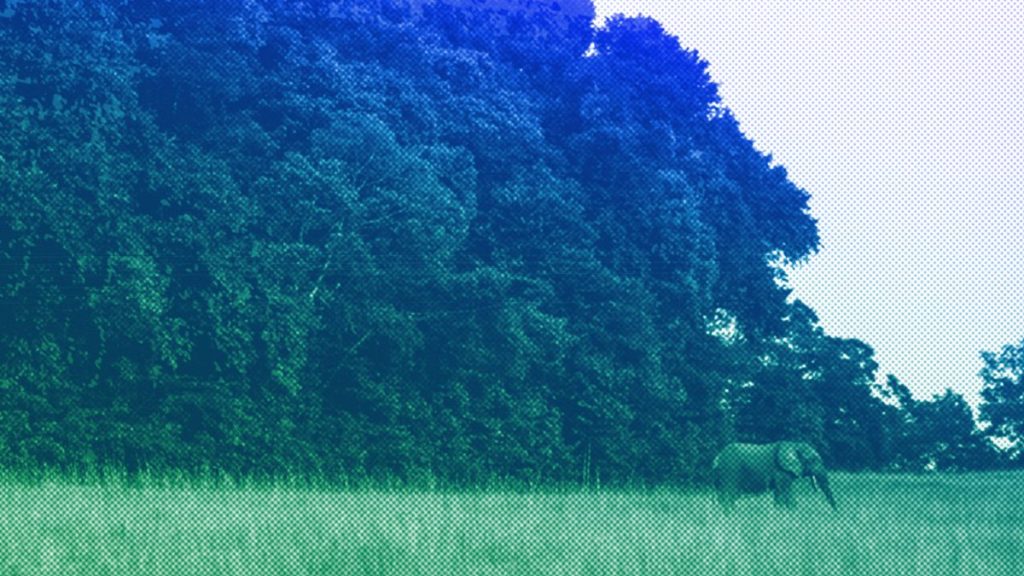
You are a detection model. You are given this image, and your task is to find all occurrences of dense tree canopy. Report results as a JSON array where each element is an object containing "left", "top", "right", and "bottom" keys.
[
  {"left": 980, "top": 338, "right": 1024, "bottom": 460},
  {"left": 0, "top": 0, "right": 1010, "bottom": 482}
]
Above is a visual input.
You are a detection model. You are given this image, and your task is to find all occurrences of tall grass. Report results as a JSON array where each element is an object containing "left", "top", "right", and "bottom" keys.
[{"left": 0, "top": 471, "right": 1020, "bottom": 575}]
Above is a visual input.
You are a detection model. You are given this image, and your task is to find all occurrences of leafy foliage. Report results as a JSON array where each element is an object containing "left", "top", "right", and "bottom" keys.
[
  {"left": 980, "top": 338, "right": 1024, "bottom": 460},
  {"left": 0, "top": 0, "right": 1006, "bottom": 482}
]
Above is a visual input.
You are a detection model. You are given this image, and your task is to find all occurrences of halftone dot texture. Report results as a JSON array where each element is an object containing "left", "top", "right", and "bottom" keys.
[
  {"left": 4, "top": 477, "right": 1024, "bottom": 573},
  {"left": 595, "top": 0, "right": 1024, "bottom": 408},
  {"left": 2, "top": 0, "right": 1023, "bottom": 573}
]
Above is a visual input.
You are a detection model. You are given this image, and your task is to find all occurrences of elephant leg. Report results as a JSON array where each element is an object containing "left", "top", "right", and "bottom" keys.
[
  {"left": 717, "top": 490, "right": 736, "bottom": 512},
  {"left": 773, "top": 477, "right": 797, "bottom": 509},
  {"left": 771, "top": 490, "right": 785, "bottom": 508},
  {"left": 714, "top": 477, "right": 737, "bottom": 511},
  {"left": 778, "top": 489, "right": 797, "bottom": 509}
]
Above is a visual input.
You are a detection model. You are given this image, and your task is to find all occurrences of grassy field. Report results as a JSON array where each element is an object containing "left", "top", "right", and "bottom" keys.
[{"left": 0, "top": 472, "right": 1021, "bottom": 575}]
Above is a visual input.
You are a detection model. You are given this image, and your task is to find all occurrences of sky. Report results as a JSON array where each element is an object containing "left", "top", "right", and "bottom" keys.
[{"left": 592, "top": 0, "right": 1024, "bottom": 408}]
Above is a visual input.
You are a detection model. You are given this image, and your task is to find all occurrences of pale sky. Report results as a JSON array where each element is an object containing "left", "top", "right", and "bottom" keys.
[{"left": 592, "top": 0, "right": 1024, "bottom": 408}]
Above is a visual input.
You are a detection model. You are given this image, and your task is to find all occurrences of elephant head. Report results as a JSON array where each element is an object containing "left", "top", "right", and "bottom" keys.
[{"left": 712, "top": 441, "right": 837, "bottom": 511}]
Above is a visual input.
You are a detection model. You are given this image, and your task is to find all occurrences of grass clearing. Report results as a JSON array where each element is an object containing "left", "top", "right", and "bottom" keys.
[{"left": 0, "top": 472, "right": 1020, "bottom": 575}]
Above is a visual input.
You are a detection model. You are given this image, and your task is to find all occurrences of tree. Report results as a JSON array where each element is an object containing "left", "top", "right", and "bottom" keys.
[
  {"left": 980, "top": 338, "right": 1024, "bottom": 461},
  {"left": 915, "top": 390, "right": 1002, "bottom": 471},
  {"left": 1, "top": 0, "right": 861, "bottom": 483},
  {"left": 877, "top": 376, "right": 1003, "bottom": 472}
]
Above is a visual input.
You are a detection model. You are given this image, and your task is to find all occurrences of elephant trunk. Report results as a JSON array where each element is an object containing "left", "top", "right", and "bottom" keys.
[{"left": 815, "top": 473, "right": 838, "bottom": 510}]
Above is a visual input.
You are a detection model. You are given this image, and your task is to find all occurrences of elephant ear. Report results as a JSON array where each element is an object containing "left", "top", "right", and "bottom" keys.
[{"left": 775, "top": 443, "right": 804, "bottom": 476}]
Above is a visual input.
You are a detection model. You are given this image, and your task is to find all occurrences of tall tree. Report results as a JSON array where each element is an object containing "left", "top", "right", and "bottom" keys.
[
  {"left": 6, "top": 0, "right": 913, "bottom": 483},
  {"left": 979, "top": 338, "right": 1024, "bottom": 461}
]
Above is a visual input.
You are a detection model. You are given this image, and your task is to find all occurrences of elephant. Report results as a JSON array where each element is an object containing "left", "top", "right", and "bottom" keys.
[{"left": 712, "top": 441, "right": 837, "bottom": 511}]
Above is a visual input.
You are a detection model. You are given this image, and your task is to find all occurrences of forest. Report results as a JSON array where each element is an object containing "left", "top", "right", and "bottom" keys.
[{"left": 1, "top": 0, "right": 1021, "bottom": 485}]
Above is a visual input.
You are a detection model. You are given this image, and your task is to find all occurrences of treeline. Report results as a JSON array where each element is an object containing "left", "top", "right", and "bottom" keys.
[{"left": 0, "top": 0, "right": 1014, "bottom": 484}]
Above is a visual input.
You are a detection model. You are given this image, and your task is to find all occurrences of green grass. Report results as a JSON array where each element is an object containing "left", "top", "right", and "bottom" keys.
[{"left": 0, "top": 472, "right": 1021, "bottom": 575}]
